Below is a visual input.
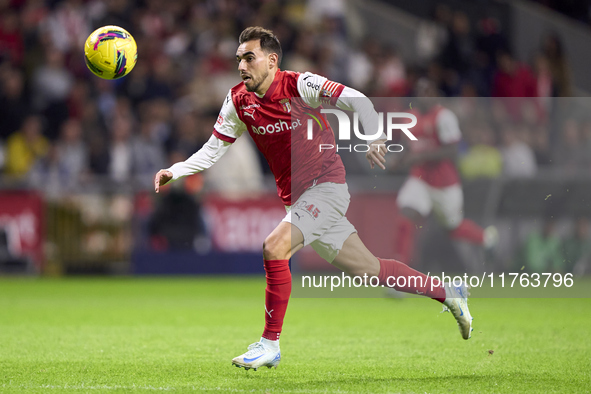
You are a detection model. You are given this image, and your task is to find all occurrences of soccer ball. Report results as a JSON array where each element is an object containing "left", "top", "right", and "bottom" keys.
[{"left": 84, "top": 26, "right": 137, "bottom": 79}]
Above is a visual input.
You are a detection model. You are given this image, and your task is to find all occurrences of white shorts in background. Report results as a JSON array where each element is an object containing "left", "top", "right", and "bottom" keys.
[
  {"left": 282, "top": 182, "right": 357, "bottom": 263},
  {"left": 397, "top": 176, "right": 464, "bottom": 229}
]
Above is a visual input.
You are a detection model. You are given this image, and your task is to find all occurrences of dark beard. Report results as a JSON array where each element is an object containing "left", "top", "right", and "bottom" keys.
[{"left": 244, "top": 69, "right": 269, "bottom": 93}]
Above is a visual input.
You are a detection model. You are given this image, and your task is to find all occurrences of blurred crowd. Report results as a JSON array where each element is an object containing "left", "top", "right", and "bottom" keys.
[
  {"left": 517, "top": 216, "right": 591, "bottom": 274},
  {"left": 0, "top": 0, "right": 590, "bottom": 200},
  {"left": 532, "top": 0, "right": 591, "bottom": 26}
]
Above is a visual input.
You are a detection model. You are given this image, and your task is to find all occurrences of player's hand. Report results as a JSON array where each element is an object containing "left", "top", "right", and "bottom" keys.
[
  {"left": 154, "top": 170, "right": 173, "bottom": 193},
  {"left": 366, "top": 139, "right": 387, "bottom": 170}
]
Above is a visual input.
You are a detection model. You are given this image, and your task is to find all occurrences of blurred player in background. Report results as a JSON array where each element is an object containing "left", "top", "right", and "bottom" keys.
[
  {"left": 154, "top": 27, "right": 473, "bottom": 371},
  {"left": 392, "top": 79, "right": 498, "bottom": 268}
]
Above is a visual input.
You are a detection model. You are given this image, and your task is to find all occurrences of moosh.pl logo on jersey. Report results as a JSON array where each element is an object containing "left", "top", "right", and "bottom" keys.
[{"left": 251, "top": 118, "right": 302, "bottom": 135}]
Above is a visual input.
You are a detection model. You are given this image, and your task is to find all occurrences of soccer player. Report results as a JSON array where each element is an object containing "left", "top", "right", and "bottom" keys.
[
  {"left": 154, "top": 27, "right": 473, "bottom": 371},
  {"left": 392, "top": 79, "right": 498, "bottom": 267}
]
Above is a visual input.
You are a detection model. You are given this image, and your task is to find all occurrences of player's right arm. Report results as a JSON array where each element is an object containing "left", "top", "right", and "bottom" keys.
[{"left": 154, "top": 91, "right": 247, "bottom": 193}]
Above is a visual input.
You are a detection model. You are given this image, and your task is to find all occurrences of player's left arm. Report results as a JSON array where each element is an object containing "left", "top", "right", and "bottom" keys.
[
  {"left": 406, "top": 108, "right": 461, "bottom": 166},
  {"left": 297, "top": 72, "right": 386, "bottom": 169},
  {"left": 336, "top": 86, "right": 387, "bottom": 170}
]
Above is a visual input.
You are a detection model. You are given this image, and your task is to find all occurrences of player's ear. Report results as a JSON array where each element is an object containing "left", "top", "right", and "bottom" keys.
[{"left": 268, "top": 52, "right": 278, "bottom": 69}]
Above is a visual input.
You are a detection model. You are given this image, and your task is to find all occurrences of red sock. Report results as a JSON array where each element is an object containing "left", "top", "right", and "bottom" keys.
[
  {"left": 378, "top": 258, "right": 446, "bottom": 303},
  {"left": 449, "top": 219, "right": 484, "bottom": 245},
  {"left": 261, "top": 259, "right": 291, "bottom": 341}
]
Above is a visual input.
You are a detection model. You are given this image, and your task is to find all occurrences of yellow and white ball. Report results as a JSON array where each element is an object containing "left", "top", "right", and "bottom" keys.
[{"left": 84, "top": 25, "right": 137, "bottom": 79}]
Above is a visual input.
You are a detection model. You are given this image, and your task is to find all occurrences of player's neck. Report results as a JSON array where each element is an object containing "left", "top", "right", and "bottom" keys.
[{"left": 254, "top": 68, "right": 279, "bottom": 97}]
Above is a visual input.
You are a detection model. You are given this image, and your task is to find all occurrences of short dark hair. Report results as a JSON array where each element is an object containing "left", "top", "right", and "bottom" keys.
[{"left": 239, "top": 26, "right": 282, "bottom": 66}]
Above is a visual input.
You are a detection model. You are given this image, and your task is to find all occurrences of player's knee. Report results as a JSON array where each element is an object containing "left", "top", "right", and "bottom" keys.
[{"left": 263, "top": 233, "right": 290, "bottom": 260}]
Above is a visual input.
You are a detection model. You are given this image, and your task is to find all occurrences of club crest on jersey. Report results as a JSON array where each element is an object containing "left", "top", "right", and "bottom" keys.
[{"left": 280, "top": 98, "right": 291, "bottom": 113}]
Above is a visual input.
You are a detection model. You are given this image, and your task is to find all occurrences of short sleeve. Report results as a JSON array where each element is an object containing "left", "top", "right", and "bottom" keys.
[
  {"left": 213, "top": 90, "right": 247, "bottom": 143},
  {"left": 297, "top": 72, "right": 344, "bottom": 108},
  {"left": 436, "top": 108, "right": 462, "bottom": 144}
]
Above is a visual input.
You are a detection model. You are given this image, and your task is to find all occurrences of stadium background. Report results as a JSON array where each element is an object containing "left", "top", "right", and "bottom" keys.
[
  {"left": 0, "top": 0, "right": 589, "bottom": 276},
  {"left": 1, "top": 1, "right": 591, "bottom": 393}
]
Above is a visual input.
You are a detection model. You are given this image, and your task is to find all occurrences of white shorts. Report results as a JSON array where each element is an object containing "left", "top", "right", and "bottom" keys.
[
  {"left": 282, "top": 182, "right": 357, "bottom": 263},
  {"left": 397, "top": 176, "right": 463, "bottom": 229}
]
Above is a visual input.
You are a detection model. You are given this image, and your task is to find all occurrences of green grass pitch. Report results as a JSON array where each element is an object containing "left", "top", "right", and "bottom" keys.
[{"left": 1, "top": 277, "right": 590, "bottom": 393}]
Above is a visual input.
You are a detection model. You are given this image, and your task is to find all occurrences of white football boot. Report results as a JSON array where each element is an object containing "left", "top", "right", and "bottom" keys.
[
  {"left": 442, "top": 281, "right": 473, "bottom": 340},
  {"left": 231, "top": 340, "right": 281, "bottom": 371}
]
